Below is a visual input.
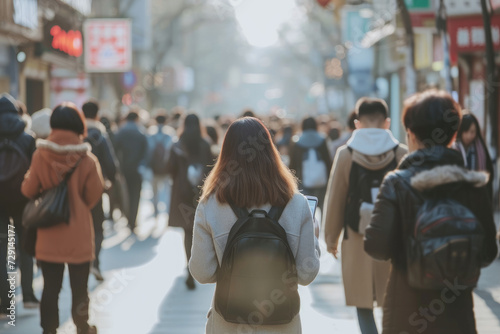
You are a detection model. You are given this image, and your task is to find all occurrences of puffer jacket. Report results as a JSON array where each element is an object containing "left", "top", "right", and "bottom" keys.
[{"left": 364, "top": 146, "right": 498, "bottom": 334}]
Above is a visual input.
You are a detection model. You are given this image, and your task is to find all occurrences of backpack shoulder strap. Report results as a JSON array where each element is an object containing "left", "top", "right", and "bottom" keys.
[
  {"left": 225, "top": 203, "right": 251, "bottom": 250},
  {"left": 228, "top": 202, "right": 249, "bottom": 219},
  {"left": 268, "top": 206, "right": 285, "bottom": 222}
]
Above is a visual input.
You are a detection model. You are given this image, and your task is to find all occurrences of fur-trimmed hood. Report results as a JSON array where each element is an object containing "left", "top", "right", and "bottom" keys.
[
  {"left": 37, "top": 139, "right": 90, "bottom": 154},
  {"left": 86, "top": 119, "right": 106, "bottom": 133},
  {"left": 411, "top": 165, "right": 489, "bottom": 191},
  {"left": 36, "top": 129, "right": 90, "bottom": 170}
]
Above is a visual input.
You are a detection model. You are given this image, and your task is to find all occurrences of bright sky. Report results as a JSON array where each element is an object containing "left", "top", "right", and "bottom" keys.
[{"left": 233, "top": 0, "right": 296, "bottom": 48}]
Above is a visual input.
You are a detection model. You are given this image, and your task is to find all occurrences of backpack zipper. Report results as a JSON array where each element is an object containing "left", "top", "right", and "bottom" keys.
[
  {"left": 431, "top": 237, "right": 469, "bottom": 254},
  {"left": 415, "top": 217, "right": 477, "bottom": 236}
]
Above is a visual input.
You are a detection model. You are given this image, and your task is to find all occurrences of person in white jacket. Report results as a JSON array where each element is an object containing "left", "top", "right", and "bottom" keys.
[{"left": 189, "top": 116, "right": 321, "bottom": 334}]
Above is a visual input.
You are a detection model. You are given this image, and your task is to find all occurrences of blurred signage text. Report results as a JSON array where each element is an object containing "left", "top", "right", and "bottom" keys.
[
  {"left": 50, "top": 26, "right": 82, "bottom": 57},
  {"left": 84, "top": 19, "right": 132, "bottom": 73},
  {"left": 448, "top": 15, "right": 500, "bottom": 64},
  {"left": 444, "top": 0, "right": 482, "bottom": 16}
]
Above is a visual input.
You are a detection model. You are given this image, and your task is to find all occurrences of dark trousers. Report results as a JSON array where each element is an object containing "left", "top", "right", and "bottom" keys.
[
  {"left": 357, "top": 308, "right": 378, "bottom": 334},
  {"left": 0, "top": 209, "right": 35, "bottom": 309},
  {"left": 91, "top": 199, "right": 104, "bottom": 270},
  {"left": 124, "top": 171, "right": 142, "bottom": 229},
  {"left": 184, "top": 228, "right": 193, "bottom": 277},
  {"left": 39, "top": 261, "right": 91, "bottom": 332}
]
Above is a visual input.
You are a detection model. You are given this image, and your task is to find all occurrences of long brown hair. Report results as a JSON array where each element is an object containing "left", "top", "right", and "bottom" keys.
[{"left": 201, "top": 117, "right": 297, "bottom": 207}]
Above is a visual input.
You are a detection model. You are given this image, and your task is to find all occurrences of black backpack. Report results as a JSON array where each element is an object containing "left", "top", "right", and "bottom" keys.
[
  {"left": 407, "top": 193, "right": 484, "bottom": 290},
  {"left": 150, "top": 140, "right": 170, "bottom": 175},
  {"left": 214, "top": 204, "right": 300, "bottom": 325},
  {"left": 344, "top": 146, "right": 398, "bottom": 235},
  {"left": 0, "top": 137, "right": 30, "bottom": 205}
]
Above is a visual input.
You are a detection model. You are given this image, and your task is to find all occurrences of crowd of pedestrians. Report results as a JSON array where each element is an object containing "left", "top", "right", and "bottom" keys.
[{"left": 0, "top": 89, "right": 499, "bottom": 333}]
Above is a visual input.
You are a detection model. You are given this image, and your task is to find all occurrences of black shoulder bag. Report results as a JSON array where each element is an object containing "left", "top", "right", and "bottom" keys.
[{"left": 22, "top": 159, "right": 82, "bottom": 229}]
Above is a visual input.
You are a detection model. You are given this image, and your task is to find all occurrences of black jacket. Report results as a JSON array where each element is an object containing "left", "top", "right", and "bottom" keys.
[
  {"left": 114, "top": 121, "right": 148, "bottom": 175},
  {"left": 165, "top": 139, "right": 213, "bottom": 229},
  {"left": 0, "top": 96, "right": 36, "bottom": 158},
  {"left": 365, "top": 147, "right": 498, "bottom": 334},
  {"left": 85, "top": 120, "right": 117, "bottom": 182},
  {"left": 0, "top": 96, "right": 36, "bottom": 212}
]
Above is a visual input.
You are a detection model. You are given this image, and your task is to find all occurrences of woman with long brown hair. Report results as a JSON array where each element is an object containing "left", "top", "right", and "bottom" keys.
[{"left": 189, "top": 117, "right": 320, "bottom": 333}]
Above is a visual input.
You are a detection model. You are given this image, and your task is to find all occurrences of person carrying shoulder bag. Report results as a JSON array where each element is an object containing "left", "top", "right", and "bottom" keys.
[{"left": 21, "top": 103, "right": 104, "bottom": 334}]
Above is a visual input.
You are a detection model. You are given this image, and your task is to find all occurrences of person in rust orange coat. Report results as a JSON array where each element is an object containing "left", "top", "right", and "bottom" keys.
[{"left": 21, "top": 102, "right": 104, "bottom": 334}]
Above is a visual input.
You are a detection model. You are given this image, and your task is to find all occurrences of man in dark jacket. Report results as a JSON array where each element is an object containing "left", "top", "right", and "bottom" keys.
[
  {"left": 364, "top": 90, "right": 498, "bottom": 334},
  {"left": 114, "top": 111, "right": 148, "bottom": 232},
  {"left": 289, "top": 117, "right": 332, "bottom": 212},
  {"left": 82, "top": 99, "right": 118, "bottom": 280},
  {"left": 0, "top": 93, "right": 38, "bottom": 316}
]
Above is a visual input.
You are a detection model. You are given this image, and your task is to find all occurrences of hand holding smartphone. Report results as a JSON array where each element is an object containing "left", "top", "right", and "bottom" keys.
[
  {"left": 306, "top": 196, "right": 318, "bottom": 217},
  {"left": 306, "top": 196, "right": 320, "bottom": 238}
]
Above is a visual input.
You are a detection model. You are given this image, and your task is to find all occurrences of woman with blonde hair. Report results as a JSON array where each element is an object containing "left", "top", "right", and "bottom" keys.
[{"left": 189, "top": 117, "right": 320, "bottom": 333}]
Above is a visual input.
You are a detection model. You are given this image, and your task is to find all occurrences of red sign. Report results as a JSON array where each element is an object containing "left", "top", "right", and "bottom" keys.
[
  {"left": 448, "top": 15, "right": 500, "bottom": 64},
  {"left": 410, "top": 12, "right": 435, "bottom": 28},
  {"left": 50, "top": 25, "right": 83, "bottom": 57},
  {"left": 316, "top": 0, "right": 331, "bottom": 7},
  {"left": 84, "top": 19, "right": 132, "bottom": 73},
  {"left": 492, "top": 0, "right": 500, "bottom": 11}
]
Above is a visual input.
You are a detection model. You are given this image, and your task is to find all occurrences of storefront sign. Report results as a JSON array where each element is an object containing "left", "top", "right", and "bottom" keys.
[
  {"left": 405, "top": 0, "right": 432, "bottom": 11},
  {"left": 84, "top": 19, "right": 132, "bottom": 73},
  {"left": 448, "top": 15, "right": 500, "bottom": 64},
  {"left": 42, "top": 15, "right": 83, "bottom": 59},
  {"left": 444, "top": 0, "right": 482, "bottom": 16},
  {"left": 50, "top": 26, "right": 83, "bottom": 57}
]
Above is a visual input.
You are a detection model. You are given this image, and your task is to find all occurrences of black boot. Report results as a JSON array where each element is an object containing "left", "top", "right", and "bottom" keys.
[{"left": 185, "top": 273, "right": 196, "bottom": 290}]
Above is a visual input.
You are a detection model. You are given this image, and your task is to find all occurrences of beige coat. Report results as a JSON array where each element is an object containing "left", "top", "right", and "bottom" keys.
[
  {"left": 189, "top": 193, "right": 321, "bottom": 334},
  {"left": 323, "top": 130, "right": 407, "bottom": 309}
]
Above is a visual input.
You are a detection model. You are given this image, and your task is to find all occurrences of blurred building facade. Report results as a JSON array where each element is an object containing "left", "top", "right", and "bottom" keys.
[{"left": 0, "top": 0, "right": 90, "bottom": 113}]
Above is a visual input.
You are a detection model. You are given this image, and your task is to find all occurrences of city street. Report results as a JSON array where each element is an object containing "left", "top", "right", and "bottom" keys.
[{"left": 2, "top": 183, "right": 500, "bottom": 334}]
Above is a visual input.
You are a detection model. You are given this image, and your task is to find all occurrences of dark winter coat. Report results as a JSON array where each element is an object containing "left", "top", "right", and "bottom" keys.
[
  {"left": 114, "top": 121, "right": 148, "bottom": 175},
  {"left": 165, "top": 139, "right": 213, "bottom": 230},
  {"left": 85, "top": 119, "right": 117, "bottom": 182},
  {"left": 0, "top": 95, "right": 36, "bottom": 212},
  {"left": 364, "top": 146, "right": 498, "bottom": 334},
  {"left": 289, "top": 130, "right": 332, "bottom": 188}
]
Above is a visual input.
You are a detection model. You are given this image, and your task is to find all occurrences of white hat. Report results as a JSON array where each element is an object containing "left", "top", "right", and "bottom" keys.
[{"left": 31, "top": 108, "right": 52, "bottom": 139}]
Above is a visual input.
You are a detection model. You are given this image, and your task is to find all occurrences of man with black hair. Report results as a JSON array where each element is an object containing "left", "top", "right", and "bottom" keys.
[
  {"left": 114, "top": 111, "right": 148, "bottom": 232},
  {"left": 82, "top": 99, "right": 118, "bottom": 280},
  {"left": 147, "top": 111, "right": 176, "bottom": 219},
  {"left": 323, "top": 97, "right": 407, "bottom": 334},
  {"left": 289, "top": 117, "right": 332, "bottom": 213}
]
